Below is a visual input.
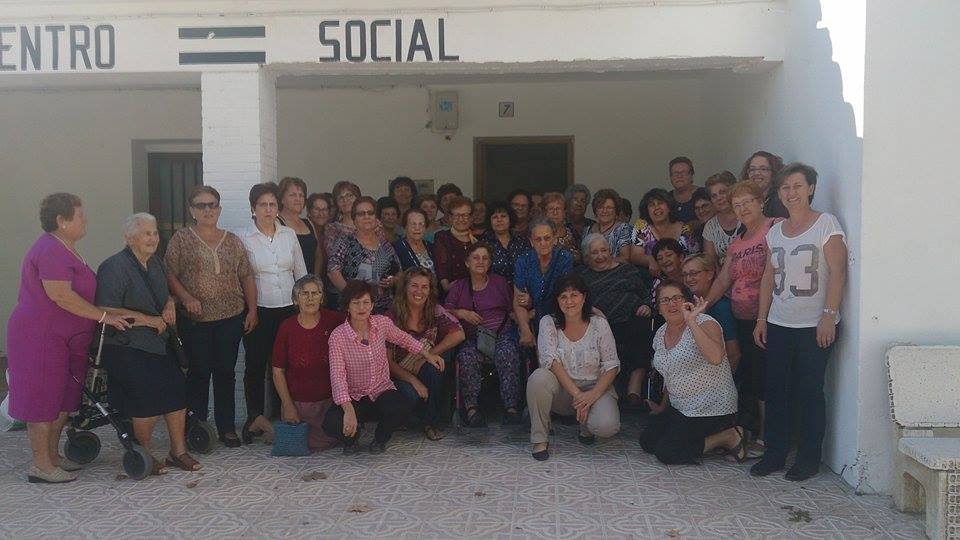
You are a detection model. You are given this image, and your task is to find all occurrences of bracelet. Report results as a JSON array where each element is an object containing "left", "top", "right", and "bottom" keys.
[
  {"left": 98, "top": 311, "right": 107, "bottom": 323},
  {"left": 756, "top": 317, "right": 766, "bottom": 322}
]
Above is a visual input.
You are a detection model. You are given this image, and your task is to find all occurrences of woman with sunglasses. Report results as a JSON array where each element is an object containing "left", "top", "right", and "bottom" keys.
[{"left": 166, "top": 186, "right": 259, "bottom": 448}]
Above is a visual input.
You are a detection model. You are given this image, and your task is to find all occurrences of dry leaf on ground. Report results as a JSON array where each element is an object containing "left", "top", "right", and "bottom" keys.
[
  {"left": 347, "top": 503, "right": 373, "bottom": 513},
  {"left": 302, "top": 471, "right": 328, "bottom": 482},
  {"left": 185, "top": 480, "right": 199, "bottom": 489}
]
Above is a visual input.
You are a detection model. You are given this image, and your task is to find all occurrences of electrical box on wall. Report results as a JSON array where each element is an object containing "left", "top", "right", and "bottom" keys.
[{"left": 429, "top": 90, "right": 459, "bottom": 132}]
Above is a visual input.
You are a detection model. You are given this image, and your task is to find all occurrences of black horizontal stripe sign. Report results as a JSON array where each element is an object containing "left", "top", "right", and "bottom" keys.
[{"left": 178, "top": 26, "right": 266, "bottom": 65}]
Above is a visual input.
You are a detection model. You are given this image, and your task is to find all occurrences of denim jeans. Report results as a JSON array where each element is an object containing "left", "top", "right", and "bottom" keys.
[{"left": 395, "top": 362, "right": 444, "bottom": 428}]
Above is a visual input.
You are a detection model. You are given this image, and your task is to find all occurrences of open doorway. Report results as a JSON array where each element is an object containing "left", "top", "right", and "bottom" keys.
[{"left": 473, "top": 136, "right": 574, "bottom": 202}]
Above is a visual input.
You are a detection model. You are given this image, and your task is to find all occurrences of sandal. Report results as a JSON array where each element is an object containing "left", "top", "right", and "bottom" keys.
[
  {"left": 150, "top": 455, "right": 168, "bottom": 476},
  {"left": 219, "top": 432, "right": 242, "bottom": 448},
  {"left": 423, "top": 426, "right": 445, "bottom": 441},
  {"left": 726, "top": 427, "right": 750, "bottom": 463},
  {"left": 165, "top": 452, "right": 202, "bottom": 472},
  {"left": 464, "top": 407, "right": 486, "bottom": 428}
]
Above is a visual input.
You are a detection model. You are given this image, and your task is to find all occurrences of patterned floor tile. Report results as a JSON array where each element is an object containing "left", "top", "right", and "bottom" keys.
[{"left": 0, "top": 398, "right": 925, "bottom": 539}]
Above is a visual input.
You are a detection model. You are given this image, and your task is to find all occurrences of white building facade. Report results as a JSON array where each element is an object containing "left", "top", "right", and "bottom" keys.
[{"left": 1, "top": 0, "right": 957, "bottom": 496}]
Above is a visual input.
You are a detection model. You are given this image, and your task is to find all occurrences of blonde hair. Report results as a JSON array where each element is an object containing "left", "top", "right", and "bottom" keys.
[
  {"left": 681, "top": 253, "right": 716, "bottom": 274},
  {"left": 727, "top": 180, "right": 765, "bottom": 203}
]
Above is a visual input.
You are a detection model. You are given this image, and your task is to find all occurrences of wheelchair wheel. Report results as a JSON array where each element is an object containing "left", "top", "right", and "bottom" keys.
[
  {"left": 186, "top": 419, "right": 217, "bottom": 454},
  {"left": 64, "top": 429, "right": 101, "bottom": 465},
  {"left": 122, "top": 444, "right": 152, "bottom": 481}
]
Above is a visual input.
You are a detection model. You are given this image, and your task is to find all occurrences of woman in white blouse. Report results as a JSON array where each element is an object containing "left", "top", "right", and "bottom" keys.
[
  {"left": 528, "top": 275, "right": 620, "bottom": 461},
  {"left": 239, "top": 182, "right": 307, "bottom": 443},
  {"left": 640, "top": 280, "right": 748, "bottom": 465}
]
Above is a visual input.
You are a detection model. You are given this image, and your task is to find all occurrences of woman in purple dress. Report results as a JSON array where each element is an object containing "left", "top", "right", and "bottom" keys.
[{"left": 6, "top": 193, "right": 132, "bottom": 483}]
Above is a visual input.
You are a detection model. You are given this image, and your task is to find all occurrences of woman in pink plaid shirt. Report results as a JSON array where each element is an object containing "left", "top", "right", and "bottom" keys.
[{"left": 322, "top": 280, "right": 446, "bottom": 454}]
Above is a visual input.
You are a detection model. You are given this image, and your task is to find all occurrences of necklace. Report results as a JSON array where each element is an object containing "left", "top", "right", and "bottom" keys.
[{"left": 52, "top": 232, "right": 86, "bottom": 266}]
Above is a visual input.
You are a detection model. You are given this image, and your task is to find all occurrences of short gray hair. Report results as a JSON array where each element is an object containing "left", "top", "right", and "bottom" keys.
[
  {"left": 564, "top": 183, "right": 591, "bottom": 202},
  {"left": 581, "top": 232, "right": 608, "bottom": 254},
  {"left": 291, "top": 274, "right": 325, "bottom": 305},
  {"left": 527, "top": 216, "right": 554, "bottom": 237},
  {"left": 122, "top": 213, "right": 157, "bottom": 239}
]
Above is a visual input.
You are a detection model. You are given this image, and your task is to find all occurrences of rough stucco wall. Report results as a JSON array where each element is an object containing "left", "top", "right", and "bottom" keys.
[
  {"left": 276, "top": 78, "right": 709, "bottom": 208},
  {"left": 0, "top": 89, "right": 201, "bottom": 352},
  {"left": 700, "top": 0, "right": 866, "bottom": 490},
  {"left": 859, "top": 0, "right": 960, "bottom": 494}
]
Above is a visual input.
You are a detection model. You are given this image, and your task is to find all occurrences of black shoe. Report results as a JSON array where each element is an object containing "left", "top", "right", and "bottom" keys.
[
  {"left": 785, "top": 462, "right": 819, "bottom": 482},
  {"left": 241, "top": 420, "right": 263, "bottom": 445},
  {"left": 502, "top": 410, "right": 523, "bottom": 426},
  {"left": 464, "top": 408, "right": 487, "bottom": 428},
  {"left": 578, "top": 434, "right": 596, "bottom": 446},
  {"left": 368, "top": 441, "right": 386, "bottom": 455},
  {"left": 219, "top": 432, "right": 242, "bottom": 448},
  {"left": 556, "top": 414, "right": 577, "bottom": 426},
  {"left": 532, "top": 444, "right": 549, "bottom": 461},
  {"left": 750, "top": 458, "right": 785, "bottom": 477},
  {"left": 342, "top": 443, "right": 362, "bottom": 456}
]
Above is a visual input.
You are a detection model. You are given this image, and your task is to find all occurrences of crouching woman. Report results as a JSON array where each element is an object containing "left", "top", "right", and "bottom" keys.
[
  {"left": 640, "top": 281, "right": 747, "bottom": 465},
  {"left": 269, "top": 275, "right": 345, "bottom": 452},
  {"left": 527, "top": 275, "right": 620, "bottom": 461},
  {"left": 322, "top": 281, "right": 446, "bottom": 454}
]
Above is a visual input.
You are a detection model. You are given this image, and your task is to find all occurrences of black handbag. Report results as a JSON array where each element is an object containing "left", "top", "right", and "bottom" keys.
[{"left": 124, "top": 249, "right": 189, "bottom": 370}]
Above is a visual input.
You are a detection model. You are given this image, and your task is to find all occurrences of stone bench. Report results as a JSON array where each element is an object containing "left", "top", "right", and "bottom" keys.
[{"left": 887, "top": 346, "right": 960, "bottom": 540}]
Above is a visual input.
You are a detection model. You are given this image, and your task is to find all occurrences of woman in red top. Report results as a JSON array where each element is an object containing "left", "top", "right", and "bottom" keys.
[
  {"left": 267, "top": 275, "right": 345, "bottom": 452},
  {"left": 322, "top": 280, "right": 445, "bottom": 454}
]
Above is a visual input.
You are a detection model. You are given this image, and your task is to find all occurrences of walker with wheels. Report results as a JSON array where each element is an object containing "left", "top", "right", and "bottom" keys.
[{"left": 64, "top": 324, "right": 217, "bottom": 480}]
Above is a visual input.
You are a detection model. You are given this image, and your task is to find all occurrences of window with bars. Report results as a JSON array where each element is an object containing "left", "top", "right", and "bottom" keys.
[{"left": 147, "top": 153, "right": 203, "bottom": 255}]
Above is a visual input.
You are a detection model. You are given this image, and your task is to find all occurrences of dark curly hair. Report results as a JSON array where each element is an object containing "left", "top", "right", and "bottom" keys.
[
  {"left": 39, "top": 193, "right": 82, "bottom": 233},
  {"left": 638, "top": 188, "right": 680, "bottom": 224}
]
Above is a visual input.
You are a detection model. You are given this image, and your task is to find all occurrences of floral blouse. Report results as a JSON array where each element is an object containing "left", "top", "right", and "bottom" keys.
[
  {"left": 481, "top": 230, "right": 530, "bottom": 284},
  {"left": 631, "top": 219, "right": 702, "bottom": 256},
  {"left": 329, "top": 235, "right": 399, "bottom": 314},
  {"left": 164, "top": 227, "right": 251, "bottom": 322}
]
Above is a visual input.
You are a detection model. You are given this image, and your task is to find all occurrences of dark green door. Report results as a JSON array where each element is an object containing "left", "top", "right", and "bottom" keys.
[{"left": 148, "top": 153, "right": 203, "bottom": 255}]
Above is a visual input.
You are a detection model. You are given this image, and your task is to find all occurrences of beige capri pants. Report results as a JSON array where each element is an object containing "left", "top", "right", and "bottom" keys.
[{"left": 527, "top": 367, "right": 620, "bottom": 444}]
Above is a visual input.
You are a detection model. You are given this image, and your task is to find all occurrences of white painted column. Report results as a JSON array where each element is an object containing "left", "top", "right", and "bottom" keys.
[{"left": 201, "top": 69, "right": 277, "bottom": 231}]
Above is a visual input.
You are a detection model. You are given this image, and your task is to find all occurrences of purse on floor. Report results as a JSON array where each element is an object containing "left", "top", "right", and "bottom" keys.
[{"left": 271, "top": 421, "right": 310, "bottom": 456}]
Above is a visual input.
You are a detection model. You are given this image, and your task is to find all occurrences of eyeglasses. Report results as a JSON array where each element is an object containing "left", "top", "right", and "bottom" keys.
[
  {"left": 191, "top": 202, "right": 220, "bottom": 210},
  {"left": 748, "top": 166, "right": 772, "bottom": 174},
  {"left": 681, "top": 270, "right": 705, "bottom": 279},
  {"left": 355, "top": 210, "right": 376, "bottom": 217},
  {"left": 732, "top": 198, "right": 759, "bottom": 211},
  {"left": 338, "top": 193, "right": 356, "bottom": 201},
  {"left": 310, "top": 206, "right": 329, "bottom": 214},
  {"left": 451, "top": 212, "right": 471, "bottom": 219},
  {"left": 297, "top": 290, "right": 322, "bottom": 298},
  {"left": 658, "top": 295, "right": 686, "bottom": 305}
]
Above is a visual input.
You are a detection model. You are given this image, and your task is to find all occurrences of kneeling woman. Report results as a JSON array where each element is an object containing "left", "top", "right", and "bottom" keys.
[
  {"left": 323, "top": 281, "right": 446, "bottom": 454},
  {"left": 528, "top": 275, "right": 621, "bottom": 461},
  {"left": 388, "top": 268, "right": 465, "bottom": 441},
  {"left": 269, "top": 275, "right": 345, "bottom": 452},
  {"left": 640, "top": 281, "right": 747, "bottom": 465},
  {"left": 96, "top": 213, "right": 200, "bottom": 473}
]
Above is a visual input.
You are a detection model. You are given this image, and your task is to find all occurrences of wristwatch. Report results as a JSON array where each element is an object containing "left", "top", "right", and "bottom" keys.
[{"left": 822, "top": 308, "right": 838, "bottom": 319}]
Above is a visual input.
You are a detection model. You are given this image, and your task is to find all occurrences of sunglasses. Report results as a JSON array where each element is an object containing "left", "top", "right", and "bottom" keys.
[{"left": 191, "top": 202, "right": 220, "bottom": 210}]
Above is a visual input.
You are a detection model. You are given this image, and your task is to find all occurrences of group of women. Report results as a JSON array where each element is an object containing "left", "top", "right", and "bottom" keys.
[{"left": 5, "top": 152, "right": 846, "bottom": 485}]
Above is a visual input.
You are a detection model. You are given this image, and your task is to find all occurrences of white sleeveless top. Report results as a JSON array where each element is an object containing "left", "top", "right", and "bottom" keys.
[{"left": 652, "top": 313, "right": 737, "bottom": 418}]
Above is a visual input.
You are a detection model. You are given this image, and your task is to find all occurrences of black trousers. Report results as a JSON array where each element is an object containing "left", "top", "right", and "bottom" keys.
[
  {"left": 322, "top": 390, "right": 414, "bottom": 446},
  {"left": 241, "top": 305, "right": 295, "bottom": 422},
  {"left": 735, "top": 318, "right": 766, "bottom": 400},
  {"left": 763, "top": 323, "right": 838, "bottom": 467},
  {"left": 639, "top": 406, "right": 736, "bottom": 465},
  {"left": 180, "top": 313, "right": 244, "bottom": 435}
]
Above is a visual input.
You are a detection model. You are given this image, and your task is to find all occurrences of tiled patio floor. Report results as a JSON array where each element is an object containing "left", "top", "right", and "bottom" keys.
[{"left": 0, "top": 410, "right": 924, "bottom": 539}]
